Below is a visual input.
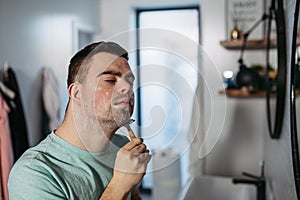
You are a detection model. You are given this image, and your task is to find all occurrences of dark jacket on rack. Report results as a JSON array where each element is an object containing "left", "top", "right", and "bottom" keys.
[{"left": 3, "top": 67, "right": 29, "bottom": 162}]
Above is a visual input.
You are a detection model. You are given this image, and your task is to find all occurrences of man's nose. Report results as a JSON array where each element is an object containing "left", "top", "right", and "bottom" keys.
[{"left": 118, "top": 78, "right": 132, "bottom": 94}]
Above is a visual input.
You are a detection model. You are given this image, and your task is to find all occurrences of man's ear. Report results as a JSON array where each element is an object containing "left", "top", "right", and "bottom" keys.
[{"left": 68, "top": 82, "right": 81, "bottom": 104}]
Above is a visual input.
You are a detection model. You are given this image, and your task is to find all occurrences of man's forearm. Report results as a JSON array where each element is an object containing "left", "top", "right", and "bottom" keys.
[{"left": 99, "top": 178, "right": 130, "bottom": 200}]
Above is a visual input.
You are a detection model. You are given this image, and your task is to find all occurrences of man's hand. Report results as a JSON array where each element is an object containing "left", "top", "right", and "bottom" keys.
[
  {"left": 99, "top": 138, "right": 151, "bottom": 199},
  {"left": 113, "top": 138, "right": 151, "bottom": 191}
]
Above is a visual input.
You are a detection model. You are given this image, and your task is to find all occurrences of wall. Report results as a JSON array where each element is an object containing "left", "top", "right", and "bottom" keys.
[
  {"left": 0, "top": 0, "right": 100, "bottom": 146},
  {"left": 197, "top": 0, "right": 266, "bottom": 177},
  {"left": 263, "top": 0, "right": 298, "bottom": 199}
]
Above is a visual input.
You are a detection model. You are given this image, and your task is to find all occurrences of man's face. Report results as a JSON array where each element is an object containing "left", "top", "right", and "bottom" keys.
[{"left": 79, "top": 52, "right": 135, "bottom": 131}]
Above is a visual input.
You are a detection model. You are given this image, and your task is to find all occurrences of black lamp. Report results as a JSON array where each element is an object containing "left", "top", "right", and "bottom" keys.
[{"left": 235, "top": 14, "right": 269, "bottom": 91}]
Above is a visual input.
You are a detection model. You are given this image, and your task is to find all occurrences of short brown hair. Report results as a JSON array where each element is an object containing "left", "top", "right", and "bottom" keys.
[{"left": 67, "top": 41, "right": 128, "bottom": 87}]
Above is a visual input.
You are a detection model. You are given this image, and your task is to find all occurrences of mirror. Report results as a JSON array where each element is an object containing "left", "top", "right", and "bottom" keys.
[
  {"left": 266, "top": 0, "right": 287, "bottom": 139},
  {"left": 290, "top": 0, "right": 300, "bottom": 198}
]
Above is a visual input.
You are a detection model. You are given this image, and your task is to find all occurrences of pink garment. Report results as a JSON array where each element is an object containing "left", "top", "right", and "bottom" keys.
[{"left": 0, "top": 94, "right": 13, "bottom": 200}]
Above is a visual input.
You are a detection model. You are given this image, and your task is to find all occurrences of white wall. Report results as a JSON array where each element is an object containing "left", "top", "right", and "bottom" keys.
[
  {"left": 198, "top": 0, "right": 266, "bottom": 177},
  {"left": 0, "top": 0, "right": 100, "bottom": 146}
]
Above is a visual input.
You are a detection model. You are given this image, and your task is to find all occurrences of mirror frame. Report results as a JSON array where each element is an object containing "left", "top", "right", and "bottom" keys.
[
  {"left": 290, "top": 0, "right": 300, "bottom": 198},
  {"left": 266, "top": 0, "right": 287, "bottom": 139}
]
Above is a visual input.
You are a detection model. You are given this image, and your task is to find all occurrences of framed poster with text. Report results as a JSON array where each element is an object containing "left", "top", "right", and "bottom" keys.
[{"left": 226, "top": 0, "right": 266, "bottom": 40}]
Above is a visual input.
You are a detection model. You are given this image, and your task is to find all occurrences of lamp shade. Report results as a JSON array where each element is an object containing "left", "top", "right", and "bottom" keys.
[{"left": 236, "top": 65, "right": 260, "bottom": 90}]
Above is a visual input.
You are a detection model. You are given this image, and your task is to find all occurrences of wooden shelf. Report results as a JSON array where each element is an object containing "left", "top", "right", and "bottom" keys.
[
  {"left": 220, "top": 37, "right": 300, "bottom": 50},
  {"left": 219, "top": 89, "right": 270, "bottom": 98},
  {"left": 220, "top": 39, "right": 276, "bottom": 50},
  {"left": 219, "top": 89, "right": 300, "bottom": 98}
]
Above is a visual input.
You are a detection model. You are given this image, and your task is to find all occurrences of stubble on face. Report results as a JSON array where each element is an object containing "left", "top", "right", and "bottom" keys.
[
  {"left": 111, "top": 96, "right": 133, "bottom": 126},
  {"left": 80, "top": 53, "right": 134, "bottom": 137},
  {"left": 93, "top": 83, "right": 134, "bottom": 135}
]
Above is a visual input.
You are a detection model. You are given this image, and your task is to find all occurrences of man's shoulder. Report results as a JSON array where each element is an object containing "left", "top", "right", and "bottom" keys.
[
  {"left": 8, "top": 147, "right": 66, "bottom": 199},
  {"left": 9, "top": 134, "right": 58, "bottom": 176},
  {"left": 9, "top": 143, "right": 51, "bottom": 176},
  {"left": 8, "top": 146, "right": 53, "bottom": 190},
  {"left": 8, "top": 134, "right": 70, "bottom": 199}
]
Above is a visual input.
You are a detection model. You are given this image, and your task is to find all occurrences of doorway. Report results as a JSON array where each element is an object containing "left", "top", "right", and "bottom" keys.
[{"left": 136, "top": 5, "right": 200, "bottom": 190}]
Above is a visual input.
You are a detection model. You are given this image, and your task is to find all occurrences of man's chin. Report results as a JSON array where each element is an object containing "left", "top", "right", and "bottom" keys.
[
  {"left": 110, "top": 115, "right": 129, "bottom": 127},
  {"left": 116, "top": 116, "right": 131, "bottom": 128}
]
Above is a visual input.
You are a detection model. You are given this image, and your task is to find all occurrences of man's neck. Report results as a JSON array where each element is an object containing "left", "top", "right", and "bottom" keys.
[{"left": 55, "top": 114, "right": 113, "bottom": 153}]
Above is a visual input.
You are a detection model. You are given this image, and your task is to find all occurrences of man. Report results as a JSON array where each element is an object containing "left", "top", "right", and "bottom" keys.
[{"left": 8, "top": 41, "right": 151, "bottom": 199}]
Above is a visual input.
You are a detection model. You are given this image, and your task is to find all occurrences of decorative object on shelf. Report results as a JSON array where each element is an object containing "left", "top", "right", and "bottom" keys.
[
  {"left": 222, "top": 70, "right": 237, "bottom": 89},
  {"left": 222, "top": 65, "right": 277, "bottom": 93},
  {"left": 251, "top": 64, "right": 277, "bottom": 91},
  {"left": 230, "top": 18, "right": 242, "bottom": 40}
]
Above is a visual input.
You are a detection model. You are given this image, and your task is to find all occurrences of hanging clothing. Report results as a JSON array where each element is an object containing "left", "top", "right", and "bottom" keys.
[
  {"left": 41, "top": 67, "right": 60, "bottom": 138},
  {"left": 0, "top": 94, "right": 14, "bottom": 200},
  {"left": 3, "top": 67, "right": 29, "bottom": 162}
]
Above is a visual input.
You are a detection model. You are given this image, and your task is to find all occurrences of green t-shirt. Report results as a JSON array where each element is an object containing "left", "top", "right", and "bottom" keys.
[{"left": 8, "top": 132, "right": 130, "bottom": 200}]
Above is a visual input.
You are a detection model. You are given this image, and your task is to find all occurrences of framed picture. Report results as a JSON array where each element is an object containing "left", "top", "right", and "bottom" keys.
[{"left": 225, "top": 0, "right": 266, "bottom": 40}]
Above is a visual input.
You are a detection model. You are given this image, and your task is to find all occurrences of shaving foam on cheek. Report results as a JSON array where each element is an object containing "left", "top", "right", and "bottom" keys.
[{"left": 93, "top": 87, "right": 111, "bottom": 110}]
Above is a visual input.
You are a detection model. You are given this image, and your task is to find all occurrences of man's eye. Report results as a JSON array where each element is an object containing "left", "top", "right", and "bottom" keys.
[{"left": 105, "top": 79, "right": 116, "bottom": 83}]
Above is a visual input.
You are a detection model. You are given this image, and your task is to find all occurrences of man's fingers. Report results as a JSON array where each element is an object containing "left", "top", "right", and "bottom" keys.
[
  {"left": 131, "top": 143, "right": 147, "bottom": 153},
  {"left": 122, "top": 138, "right": 143, "bottom": 151},
  {"left": 138, "top": 152, "right": 152, "bottom": 164}
]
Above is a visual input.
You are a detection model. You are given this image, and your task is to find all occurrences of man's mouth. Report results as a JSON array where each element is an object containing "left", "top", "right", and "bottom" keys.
[{"left": 113, "top": 98, "right": 130, "bottom": 107}]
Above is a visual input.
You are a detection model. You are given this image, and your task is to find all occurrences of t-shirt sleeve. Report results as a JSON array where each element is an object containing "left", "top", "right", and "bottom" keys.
[{"left": 8, "top": 158, "right": 66, "bottom": 200}]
